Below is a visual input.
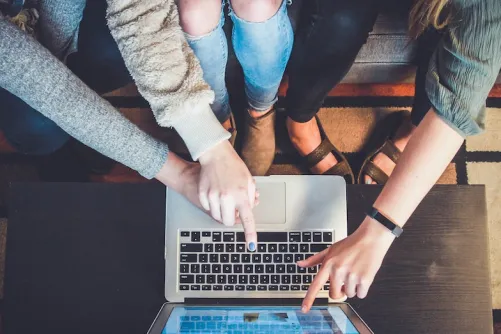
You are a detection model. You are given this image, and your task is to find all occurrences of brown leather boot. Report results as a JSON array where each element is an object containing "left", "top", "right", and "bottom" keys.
[{"left": 241, "top": 109, "right": 276, "bottom": 176}]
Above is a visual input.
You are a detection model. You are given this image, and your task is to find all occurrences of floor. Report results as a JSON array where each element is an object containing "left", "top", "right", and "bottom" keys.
[{"left": 0, "top": 82, "right": 499, "bottom": 332}]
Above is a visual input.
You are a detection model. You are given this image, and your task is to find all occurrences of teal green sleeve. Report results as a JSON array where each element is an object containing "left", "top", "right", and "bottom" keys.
[{"left": 425, "top": 0, "right": 501, "bottom": 137}]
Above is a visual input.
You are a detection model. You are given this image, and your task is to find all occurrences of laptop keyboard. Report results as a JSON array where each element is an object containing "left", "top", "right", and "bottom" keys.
[{"left": 179, "top": 231, "right": 333, "bottom": 292}]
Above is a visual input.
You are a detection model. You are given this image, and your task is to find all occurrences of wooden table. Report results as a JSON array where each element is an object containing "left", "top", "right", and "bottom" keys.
[{"left": 3, "top": 183, "right": 492, "bottom": 334}]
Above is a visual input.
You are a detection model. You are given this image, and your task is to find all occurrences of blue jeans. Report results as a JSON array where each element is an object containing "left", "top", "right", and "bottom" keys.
[{"left": 185, "top": 0, "right": 293, "bottom": 123}]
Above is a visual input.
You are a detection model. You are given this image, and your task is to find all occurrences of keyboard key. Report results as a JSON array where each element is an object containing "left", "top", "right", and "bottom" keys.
[
  {"left": 252, "top": 254, "right": 261, "bottom": 263},
  {"left": 311, "top": 244, "right": 330, "bottom": 252},
  {"left": 236, "top": 285, "right": 245, "bottom": 291},
  {"left": 260, "top": 275, "right": 270, "bottom": 284},
  {"left": 190, "top": 264, "right": 200, "bottom": 273},
  {"left": 287, "top": 264, "right": 296, "bottom": 273},
  {"left": 242, "top": 254, "right": 251, "bottom": 263},
  {"left": 313, "top": 232, "right": 322, "bottom": 242},
  {"left": 180, "top": 264, "right": 189, "bottom": 273},
  {"left": 269, "top": 285, "right": 279, "bottom": 291},
  {"left": 202, "top": 285, "right": 212, "bottom": 291},
  {"left": 324, "top": 285, "right": 330, "bottom": 290},
  {"left": 204, "top": 244, "right": 214, "bottom": 253},
  {"left": 291, "top": 285, "right": 300, "bottom": 291},
  {"left": 212, "top": 264, "right": 221, "bottom": 273},
  {"left": 224, "top": 285, "right": 234, "bottom": 291},
  {"left": 202, "top": 231, "right": 211, "bottom": 237},
  {"left": 221, "top": 254, "right": 229, "bottom": 263},
  {"left": 223, "top": 264, "right": 232, "bottom": 273},
  {"left": 323, "top": 232, "right": 333, "bottom": 242},
  {"left": 281, "top": 275, "right": 291, "bottom": 284},
  {"left": 258, "top": 285, "right": 268, "bottom": 291},
  {"left": 298, "top": 266, "right": 307, "bottom": 274},
  {"left": 213, "top": 285, "right": 223, "bottom": 291},
  {"left": 295, "top": 254, "right": 304, "bottom": 262},
  {"left": 302, "top": 285, "right": 309, "bottom": 291},
  {"left": 226, "top": 244, "right": 235, "bottom": 253},
  {"left": 280, "top": 285, "right": 290, "bottom": 291},
  {"left": 244, "top": 265, "right": 253, "bottom": 273},
  {"left": 289, "top": 232, "right": 301, "bottom": 242},
  {"left": 199, "top": 254, "right": 208, "bottom": 263},
  {"left": 215, "top": 244, "right": 224, "bottom": 252},
  {"left": 276, "top": 265, "right": 285, "bottom": 273},
  {"left": 303, "top": 275, "right": 312, "bottom": 284},
  {"left": 300, "top": 244, "right": 309, "bottom": 253},
  {"left": 180, "top": 254, "right": 197, "bottom": 263},
  {"left": 308, "top": 266, "right": 318, "bottom": 273},
  {"left": 285, "top": 254, "right": 294, "bottom": 263},
  {"left": 228, "top": 275, "right": 237, "bottom": 284},
  {"left": 207, "top": 275, "right": 216, "bottom": 284},
  {"left": 302, "top": 232, "right": 312, "bottom": 242},
  {"left": 235, "top": 243, "right": 245, "bottom": 252},
  {"left": 265, "top": 264, "right": 275, "bottom": 273},
  {"left": 191, "top": 232, "right": 200, "bottom": 242},
  {"left": 180, "top": 285, "right": 189, "bottom": 291},
  {"left": 292, "top": 275, "right": 302, "bottom": 284},
  {"left": 237, "top": 232, "right": 287, "bottom": 243},
  {"left": 217, "top": 275, "right": 226, "bottom": 284},
  {"left": 231, "top": 254, "right": 240, "bottom": 263},
  {"left": 250, "top": 275, "right": 259, "bottom": 284},
  {"left": 271, "top": 275, "right": 280, "bottom": 284},
  {"left": 196, "top": 275, "right": 205, "bottom": 284},
  {"left": 279, "top": 244, "right": 288, "bottom": 252},
  {"left": 191, "top": 285, "right": 200, "bottom": 291},
  {"left": 258, "top": 244, "right": 266, "bottom": 253},
  {"left": 181, "top": 231, "right": 190, "bottom": 237},
  {"left": 289, "top": 244, "right": 299, "bottom": 253},
  {"left": 263, "top": 254, "right": 272, "bottom": 263},
  {"left": 273, "top": 254, "right": 283, "bottom": 263},
  {"left": 268, "top": 244, "right": 277, "bottom": 253},
  {"left": 210, "top": 254, "right": 219, "bottom": 263},
  {"left": 212, "top": 232, "right": 222, "bottom": 242},
  {"left": 255, "top": 265, "right": 264, "bottom": 274},
  {"left": 202, "top": 264, "right": 210, "bottom": 273},
  {"left": 239, "top": 275, "right": 248, "bottom": 284},
  {"left": 223, "top": 232, "right": 235, "bottom": 242},
  {"left": 234, "top": 264, "right": 243, "bottom": 273},
  {"left": 246, "top": 285, "right": 256, "bottom": 291},
  {"left": 180, "top": 275, "right": 194, "bottom": 283}
]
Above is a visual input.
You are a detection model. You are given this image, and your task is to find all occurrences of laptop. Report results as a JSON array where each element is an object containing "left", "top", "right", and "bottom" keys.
[{"left": 153, "top": 175, "right": 373, "bottom": 333}]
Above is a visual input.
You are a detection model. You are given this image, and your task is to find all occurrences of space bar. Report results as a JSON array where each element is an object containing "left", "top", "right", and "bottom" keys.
[{"left": 236, "top": 232, "right": 287, "bottom": 242}]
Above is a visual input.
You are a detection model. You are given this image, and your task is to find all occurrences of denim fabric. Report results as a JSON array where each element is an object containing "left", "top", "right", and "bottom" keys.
[{"left": 185, "top": 0, "right": 293, "bottom": 120}]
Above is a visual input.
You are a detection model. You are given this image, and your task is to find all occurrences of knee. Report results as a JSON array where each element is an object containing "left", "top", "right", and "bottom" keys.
[
  {"left": 230, "top": 0, "right": 282, "bottom": 22},
  {"left": 178, "top": 0, "right": 222, "bottom": 36}
]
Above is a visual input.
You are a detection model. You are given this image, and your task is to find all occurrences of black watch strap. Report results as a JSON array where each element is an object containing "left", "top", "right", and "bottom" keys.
[{"left": 367, "top": 208, "right": 403, "bottom": 238}]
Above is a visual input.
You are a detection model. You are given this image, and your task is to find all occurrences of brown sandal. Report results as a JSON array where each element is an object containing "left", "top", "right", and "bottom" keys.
[
  {"left": 302, "top": 116, "right": 355, "bottom": 184},
  {"left": 357, "top": 111, "right": 409, "bottom": 185}
]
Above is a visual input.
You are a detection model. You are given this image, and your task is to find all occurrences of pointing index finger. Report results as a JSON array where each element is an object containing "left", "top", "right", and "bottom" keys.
[{"left": 236, "top": 200, "right": 257, "bottom": 252}]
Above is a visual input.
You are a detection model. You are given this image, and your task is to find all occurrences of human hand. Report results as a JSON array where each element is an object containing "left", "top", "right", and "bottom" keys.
[
  {"left": 198, "top": 140, "right": 258, "bottom": 250},
  {"left": 298, "top": 217, "right": 396, "bottom": 312}
]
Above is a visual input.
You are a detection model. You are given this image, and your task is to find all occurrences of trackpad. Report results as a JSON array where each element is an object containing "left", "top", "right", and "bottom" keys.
[{"left": 253, "top": 182, "right": 286, "bottom": 224}]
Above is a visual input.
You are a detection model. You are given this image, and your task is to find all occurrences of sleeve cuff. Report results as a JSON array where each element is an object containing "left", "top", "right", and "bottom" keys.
[{"left": 171, "top": 104, "right": 230, "bottom": 160}]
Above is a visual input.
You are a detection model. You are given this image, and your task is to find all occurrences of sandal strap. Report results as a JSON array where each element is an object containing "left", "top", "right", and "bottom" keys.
[
  {"left": 322, "top": 160, "right": 352, "bottom": 176},
  {"left": 381, "top": 140, "right": 401, "bottom": 163},
  {"left": 362, "top": 161, "right": 389, "bottom": 184},
  {"left": 304, "top": 139, "right": 335, "bottom": 169}
]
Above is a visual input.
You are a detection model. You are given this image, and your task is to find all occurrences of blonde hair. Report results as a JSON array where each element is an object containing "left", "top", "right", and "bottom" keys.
[{"left": 409, "top": 0, "right": 451, "bottom": 38}]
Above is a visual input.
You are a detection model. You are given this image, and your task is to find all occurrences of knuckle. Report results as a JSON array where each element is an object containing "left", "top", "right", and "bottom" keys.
[{"left": 208, "top": 190, "right": 219, "bottom": 200}]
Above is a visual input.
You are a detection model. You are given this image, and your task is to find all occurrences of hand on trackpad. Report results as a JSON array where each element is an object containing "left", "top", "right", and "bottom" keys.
[{"left": 253, "top": 182, "right": 286, "bottom": 224}]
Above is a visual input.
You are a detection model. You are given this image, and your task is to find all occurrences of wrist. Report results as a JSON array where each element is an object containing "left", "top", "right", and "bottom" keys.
[
  {"left": 359, "top": 216, "right": 396, "bottom": 246},
  {"left": 155, "top": 152, "right": 190, "bottom": 191},
  {"left": 198, "top": 140, "right": 232, "bottom": 165}
]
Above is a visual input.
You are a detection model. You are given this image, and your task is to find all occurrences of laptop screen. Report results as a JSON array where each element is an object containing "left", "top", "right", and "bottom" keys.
[{"left": 162, "top": 306, "right": 359, "bottom": 333}]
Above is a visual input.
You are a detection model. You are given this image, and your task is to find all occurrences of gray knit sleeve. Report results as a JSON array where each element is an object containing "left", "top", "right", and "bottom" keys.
[
  {"left": 425, "top": 0, "right": 501, "bottom": 137},
  {"left": 0, "top": 18, "right": 169, "bottom": 179}
]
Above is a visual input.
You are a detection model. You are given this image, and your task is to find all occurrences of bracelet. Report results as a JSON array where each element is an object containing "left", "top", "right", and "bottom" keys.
[{"left": 366, "top": 207, "right": 403, "bottom": 238}]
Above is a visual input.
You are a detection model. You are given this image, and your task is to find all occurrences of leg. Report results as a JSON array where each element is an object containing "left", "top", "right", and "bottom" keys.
[
  {"left": 178, "top": 0, "right": 232, "bottom": 126},
  {"left": 0, "top": 89, "right": 69, "bottom": 155},
  {"left": 363, "top": 27, "right": 443, "bottom": 184},
  {"left": 285, "top": 0, "right": 379, "bottom": 174},
  {"left": 67, "top": 0, "right": 132, "bottom": 94}
]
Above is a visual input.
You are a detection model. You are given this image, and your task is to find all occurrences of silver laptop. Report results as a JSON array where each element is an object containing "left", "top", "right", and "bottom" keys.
[{"left": 164, "top": 175, "right": 347, "bottom": 302}]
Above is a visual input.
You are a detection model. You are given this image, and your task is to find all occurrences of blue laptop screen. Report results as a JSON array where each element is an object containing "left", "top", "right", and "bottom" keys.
[{"left": 162, "top": 306, "right": 359, "bottom": 333}]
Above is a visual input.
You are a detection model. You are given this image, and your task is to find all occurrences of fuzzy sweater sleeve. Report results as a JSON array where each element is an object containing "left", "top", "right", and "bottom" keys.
[{"left": 106, "top": 0, "right": 230, "bottom": 160}]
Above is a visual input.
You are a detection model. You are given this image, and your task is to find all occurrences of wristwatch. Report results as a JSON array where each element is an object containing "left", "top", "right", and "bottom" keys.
[{"left": 367, "top": 207, "right": 403, "bottom": 238}]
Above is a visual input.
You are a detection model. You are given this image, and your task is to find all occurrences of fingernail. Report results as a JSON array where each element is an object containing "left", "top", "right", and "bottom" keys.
[
  {"left": 301, "top": 306, "right": 307, "bottom": 313},
  {"left": 365, "top": 179, "right": 371, "bottom": 185},
  {"left": 248, "top": 242, "right": 256, "bottom": 252}
]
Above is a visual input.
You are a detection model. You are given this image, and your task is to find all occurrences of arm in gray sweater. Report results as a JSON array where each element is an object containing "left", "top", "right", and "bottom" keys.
[{"left": 0, "top": 17, "right": 169, "bottom": 179}]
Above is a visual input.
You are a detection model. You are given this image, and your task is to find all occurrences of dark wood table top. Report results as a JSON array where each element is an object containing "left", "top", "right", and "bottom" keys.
[{"left": 3, "top": 183, "right": 492, "bottom": 334}]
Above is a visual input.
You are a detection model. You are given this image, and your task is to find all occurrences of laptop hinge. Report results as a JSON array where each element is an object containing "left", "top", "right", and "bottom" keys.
[{"left": 184, "top": 298, "right": 329, "bottom": 306}]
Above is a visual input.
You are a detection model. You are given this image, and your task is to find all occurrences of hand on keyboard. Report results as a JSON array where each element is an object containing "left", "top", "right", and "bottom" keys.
[{"left": 298, "top": 217, "right": 396, "bottom": 313}]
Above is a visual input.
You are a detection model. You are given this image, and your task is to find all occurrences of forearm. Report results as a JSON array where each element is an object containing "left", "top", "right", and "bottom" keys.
[{"left": 373, "top": 109, "right": 464, "bottom": 227}]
